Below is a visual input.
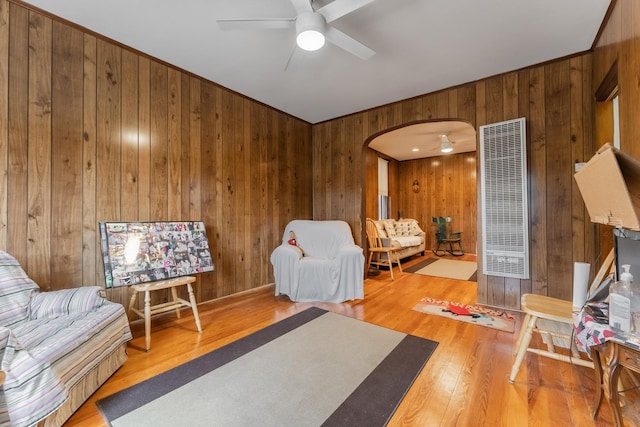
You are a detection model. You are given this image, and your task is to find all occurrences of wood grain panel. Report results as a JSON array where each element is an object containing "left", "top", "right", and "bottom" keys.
[
  {"left": 570, "top": 56, "right": 587, "bottom": 267},
  {"left": 121, "top": 49, "right": 139, "bottom": 221},
  {"left": 503, "top": 72, "right": 519, "bottom": 119},
  {"left": 96, "top": 39, "right": 121, "bottom": 223},
  {"left": 0, "top": 0, "right": 8, "bottom": 251},
  {"left": 517, "top": 70, "right": 532, "bottom": 297},
  {"left": 51, "top": 21, "right": 83, "bottom": 288},
  {"left": 27, "top": 11, "right": 52, "bottom": 287},
  {"left": 188, "top": 77, "right": 201, "bottom": 219},
  {"left": 137, "top": 57, "right": 151, "bottom": 221},
  {"left": 580, "top": 54, "right": 597, "bottom": 279},
  {"left": 149, "top": 61, "right": 168, "bottom": 221},
  {"left": 474, "top": 81, "right": 487, "bottom": 304},
  {"left": 545, "top": 60, "right": 573, "bottom": 300},
  {"left": 199, "top": 81, "right": 218, "bottom": 303},
  {"left": 249, "top": 102, "right": 263, "bottom": 288},
  {"left": 167, "top": 68, "right": 181, "bottom": 220},
  {"left": 7, "top": 3, "right": 28, "bottom": 263},
  {"left": 527, "top": 66, "right": 547, "bottom": 296},
  {"left": 83, "top": 34, "right": 98, "bottom": 286}
]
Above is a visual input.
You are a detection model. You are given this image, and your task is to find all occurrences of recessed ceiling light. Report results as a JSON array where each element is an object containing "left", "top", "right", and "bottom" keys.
[{"left": 412, "top": 148, "right": 419, "bottom": 152}]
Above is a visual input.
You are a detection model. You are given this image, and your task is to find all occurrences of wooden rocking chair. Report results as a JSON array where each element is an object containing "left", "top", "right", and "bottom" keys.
[{"left": 432, "top": 216, "right": 463, "bottom": 256}]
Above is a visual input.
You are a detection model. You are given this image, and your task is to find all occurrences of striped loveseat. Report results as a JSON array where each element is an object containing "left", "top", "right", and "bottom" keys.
[{"left": 0, "top": 251, "right": 132, "bottom": 426}]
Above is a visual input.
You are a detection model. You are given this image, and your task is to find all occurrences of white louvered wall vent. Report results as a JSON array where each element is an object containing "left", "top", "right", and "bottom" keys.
[{"left": 480, "top": 117, "right": 529, "bottom": 279}]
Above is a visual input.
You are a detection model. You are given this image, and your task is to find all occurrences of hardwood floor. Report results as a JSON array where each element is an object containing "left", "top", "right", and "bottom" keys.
[{"left": 66, "top": 254, "right": 615, "bottom": 426}]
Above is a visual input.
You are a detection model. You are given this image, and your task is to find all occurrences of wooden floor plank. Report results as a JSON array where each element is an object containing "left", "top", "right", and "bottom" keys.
[{"left": 66, "top": 254, "right": 615, "bottom": 426}]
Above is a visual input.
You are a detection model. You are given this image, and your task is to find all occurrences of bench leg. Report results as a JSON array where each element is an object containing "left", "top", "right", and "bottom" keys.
[
  {"left": 187, "top": 283, "right": 202, "bottom": 333},
  {"left": 171, "top": 286, "right": 181, "bottom": 319},
  {"left": 144, "top": 290, "right": 151, "bottom": 352},
  {"left": 128, "top": 289, "right": 138, "bottom": 322}
]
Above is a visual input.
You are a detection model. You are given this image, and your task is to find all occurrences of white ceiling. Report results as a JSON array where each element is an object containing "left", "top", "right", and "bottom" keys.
[
  {"left": 21, "top": 0, "right": 610, "bottom": 159},
  {"left": 369, "top": 121, "right": 476, "bottom": 161}
]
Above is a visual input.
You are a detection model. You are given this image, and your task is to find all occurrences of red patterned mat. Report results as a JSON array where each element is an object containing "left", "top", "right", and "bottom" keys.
[{"left": 412, "top": 297, "right": 515, "bottom": 333}]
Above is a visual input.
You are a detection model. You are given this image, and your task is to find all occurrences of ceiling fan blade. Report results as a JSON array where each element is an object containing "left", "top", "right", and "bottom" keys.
[
  {"left": 325, "top": 26, "right": 375, "bottom": 60},
  {"left": 317, "top": 0, "right": 376, "bottom": 23},
  {"left": 217, "top": 18, "right": 295, "bottom": 31},
  {"left": 284, "top": 45, "right": 306, "bottom": 72},
  {"left": 289, "top": 0, "right": 313, "bottom": 14}
]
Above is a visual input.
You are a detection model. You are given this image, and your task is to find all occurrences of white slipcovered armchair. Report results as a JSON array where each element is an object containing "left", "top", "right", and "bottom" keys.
[{"left": 270, "top": 220, "right": 365, "bottom": 303}]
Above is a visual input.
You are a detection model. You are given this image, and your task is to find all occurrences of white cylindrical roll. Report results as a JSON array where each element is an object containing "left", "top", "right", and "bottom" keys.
[{"left": 573, "top": 262, "right": 591, "bottom": 309}]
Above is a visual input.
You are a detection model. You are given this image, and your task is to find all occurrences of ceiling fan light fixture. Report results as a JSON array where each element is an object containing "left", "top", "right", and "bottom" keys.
[
  {"left": 296, "top": 12, "right": 326, "bottom": 51},
  {"left": 440, "top": 134, "right": 453, "bottom": 153},
  {"left": 297, "top": 30, "right": 325, "bottom": 51}
]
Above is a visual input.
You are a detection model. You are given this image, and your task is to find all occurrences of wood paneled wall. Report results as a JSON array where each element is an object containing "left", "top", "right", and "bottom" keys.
[
  {"left": 590, "top": 0, "right": 640, "bottom": 273},
  {"left": 397, "top": 152, "right": 477, "bottom": 255},
  {"left": 363, "top": 146, "right": 476, "bottom": 255},
  {"left": 0, "top": 0, "right": 313, "bottom": 308},
  {"left": 593, "top": 0, "right": 640, "bottom": 159},
  {"left": 314, "top": 55, "right": 596, "bottom": 309},
  {"left": 3, "top": 0, "right": 634, "bottom": 312}
]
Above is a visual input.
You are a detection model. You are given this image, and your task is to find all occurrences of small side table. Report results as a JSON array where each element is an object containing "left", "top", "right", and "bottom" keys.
[
  {"left": 128, "top": 276, "right": 202, "bottom": 351},
  {"left": 592, "top": 338, "right": 640, "bottom": 427}
]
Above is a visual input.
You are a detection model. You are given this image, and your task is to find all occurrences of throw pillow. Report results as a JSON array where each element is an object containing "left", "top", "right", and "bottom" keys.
[
  {"left": 408, "top": 220, "right": 424, "bottom": 235},
  {"left": 374, "top": 221, "right": 387, "bottom": 238},
  {"left": 397, "top": 218, "right": 424, "bottom": 236},
  {"left": 30, "top": 286, "right": 105, "bottom": 320},
  {"left": 382, "top": 220, "right": 397, "bottom": 237},
  {"left": 395, "top": 221, "right": 412, "bottom": 236},
  {"left": 0, "top": 251, "right": 40, "bottom": 328}
]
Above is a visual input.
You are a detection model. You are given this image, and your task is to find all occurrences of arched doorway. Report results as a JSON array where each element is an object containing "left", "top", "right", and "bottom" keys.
[{"left": 361, "top": 119, "right": 478, "bottom": 268}]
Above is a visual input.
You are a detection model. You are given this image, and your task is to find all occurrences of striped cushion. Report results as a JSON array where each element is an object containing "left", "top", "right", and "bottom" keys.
[
  {"left": 0, "top": 251, "right": 39, "bottom": 328},
  {"left": 30, "top": 286, "right": 105, "bottom": 320},
  {"left": 2, "top": 302, "right": 132, "bottom": 426}
]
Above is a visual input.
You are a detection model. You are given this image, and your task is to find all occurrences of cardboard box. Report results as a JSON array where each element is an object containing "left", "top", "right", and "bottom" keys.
[{"left": 574, "top": 143, "right": 640, "bottom": 230}]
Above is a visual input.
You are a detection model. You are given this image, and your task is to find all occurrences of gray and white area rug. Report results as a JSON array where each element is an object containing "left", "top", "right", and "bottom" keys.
[{"left": 97, "top": 307, "right": 438, "bottom": 427}]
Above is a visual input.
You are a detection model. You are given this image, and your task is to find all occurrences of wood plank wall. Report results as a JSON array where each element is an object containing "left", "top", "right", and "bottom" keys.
[
  {"left": 2, "top": 0, "right": 634, "bottom": 312},
  {"left": 590, "top": 0, "right": 640, "bottom": 267},
  {"left": 0, "top": 0, "right": 313, "bottom": 308},
  {"left": 314, "top": 55, "right": 596, "bottom": 309},
  {"left": 593, "top": 0, "right": 640, "bottom": 160},
  {"left": 397, "top": 151, "right": 477, "bottom": 255}
]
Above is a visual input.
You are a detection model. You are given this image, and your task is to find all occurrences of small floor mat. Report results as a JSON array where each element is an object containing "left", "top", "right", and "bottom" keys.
[
  {"left": 412, "top": 298, "right": 515, "bottom": 332},
  {"left": 405, "top": 259, "right": 477, "bottom": 281}
]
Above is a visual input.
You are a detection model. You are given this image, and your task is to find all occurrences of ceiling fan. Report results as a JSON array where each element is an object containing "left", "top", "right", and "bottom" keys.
[{"left": 217, "top": 0, "right": 377, "bottom": 69}]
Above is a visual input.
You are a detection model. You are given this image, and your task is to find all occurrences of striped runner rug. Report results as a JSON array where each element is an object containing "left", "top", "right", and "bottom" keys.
[{"left": 97, "top": 307, "right": 438, "bottom": 426}]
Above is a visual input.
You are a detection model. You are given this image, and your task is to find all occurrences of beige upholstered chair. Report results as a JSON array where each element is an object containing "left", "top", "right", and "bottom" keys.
[
  {"left": 365, "top": 218, "right": 403, "bottom": 280},
  {"left": 509, "top": 249, "right": 615, "bottom": 383}
]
